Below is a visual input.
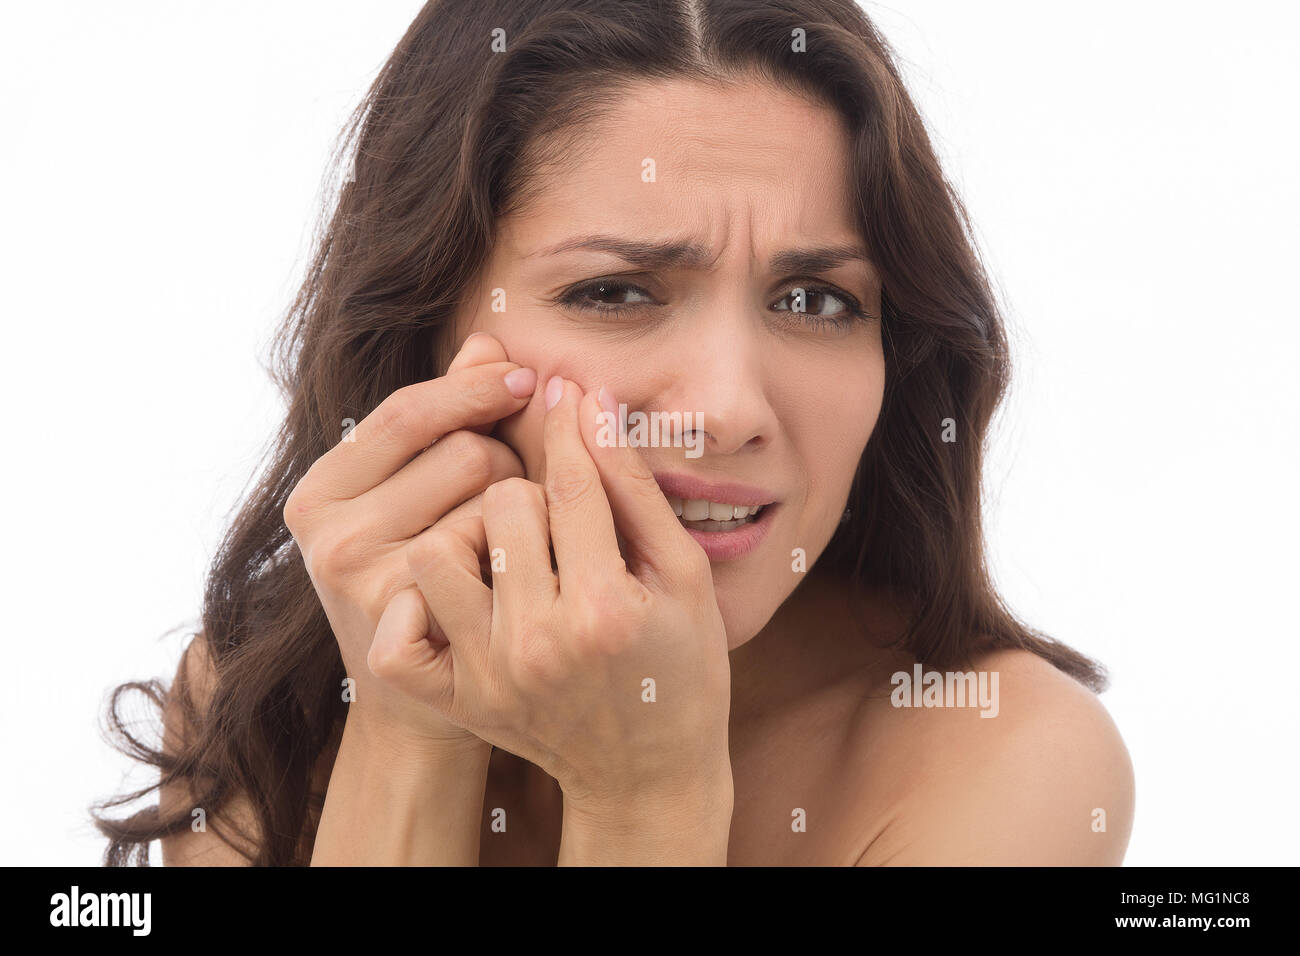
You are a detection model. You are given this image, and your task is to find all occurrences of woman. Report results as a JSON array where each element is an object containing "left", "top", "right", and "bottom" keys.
[{"left": 95, "top": 0, "right": 1134, "bottom": 866}]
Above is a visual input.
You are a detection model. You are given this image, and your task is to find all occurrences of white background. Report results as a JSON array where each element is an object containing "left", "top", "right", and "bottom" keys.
[{"left": 1, "top": 1, "right": 1295, "bottom": 865}]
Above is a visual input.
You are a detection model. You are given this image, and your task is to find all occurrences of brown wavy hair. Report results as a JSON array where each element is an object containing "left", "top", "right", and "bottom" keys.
[{"left": 93, "top": 0, "right": 1106, "bottom": 866}]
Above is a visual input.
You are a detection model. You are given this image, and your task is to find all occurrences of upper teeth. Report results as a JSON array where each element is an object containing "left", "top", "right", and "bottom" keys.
[{"left": 667, "top": 497, "right": 762, "bottom": 521}]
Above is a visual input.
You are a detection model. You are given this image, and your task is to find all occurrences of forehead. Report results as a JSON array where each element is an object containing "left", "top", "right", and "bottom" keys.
[{"left": 500, "top": 76, "right": 859, "bottom": 254}]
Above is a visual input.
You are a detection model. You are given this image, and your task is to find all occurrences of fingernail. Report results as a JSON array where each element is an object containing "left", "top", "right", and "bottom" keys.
[
  {"left": 597, "top": 385, "right": 617, "bottom": 417},
  {"left": 544, "top": 375, "right": 564, "bottom": 410},
  {"left": 504, "top": 367, "right": 536, "bottom": 399}
]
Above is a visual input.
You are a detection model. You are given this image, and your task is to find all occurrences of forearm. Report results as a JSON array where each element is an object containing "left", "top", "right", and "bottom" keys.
[
  {"left": 310, "top": 713, "right": 492, "bottom": 866},
  {"left": 557, "top": 771, "right": 734, "bottom": 866}
]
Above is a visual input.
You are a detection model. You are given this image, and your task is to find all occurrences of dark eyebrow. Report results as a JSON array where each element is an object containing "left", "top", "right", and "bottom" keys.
[
  {"left": 769, "top": 243, "right": 874, "bottom": 275},
  {"left": 528, "top": 235, "right": 713, "bottom": 269},
  {"left": 528, "top": 234, "right": 873, "bottom": 274}
]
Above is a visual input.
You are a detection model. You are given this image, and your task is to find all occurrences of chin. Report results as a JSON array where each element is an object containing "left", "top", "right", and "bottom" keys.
[{"left": 714, "top": 587, "right": 783, "bottom": 652}]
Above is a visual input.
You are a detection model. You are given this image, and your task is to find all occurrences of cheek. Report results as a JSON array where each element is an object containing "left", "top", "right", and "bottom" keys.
[
  {"left": 799, "top": 359, "right": 884, "bottom": 519},
  {"left": 481, "top": 352, "right": 610, "bottom": 485},
  {"left": 460, "top": 319, "right": 579, "bottom": 481},
  {"left": 465, "top": 317, "right": 649, "bottom": 483}
]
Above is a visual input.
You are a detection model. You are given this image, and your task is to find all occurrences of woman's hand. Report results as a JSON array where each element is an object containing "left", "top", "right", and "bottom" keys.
[
  {"left": 368, "top": 376, "right": 734, "bottom": 861},
  {"left": 283, "top": 332, "right": 536, "bottom": 755}
]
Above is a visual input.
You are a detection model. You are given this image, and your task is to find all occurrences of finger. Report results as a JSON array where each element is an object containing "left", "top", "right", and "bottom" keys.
[
  {"left": 446, "top": 331, "right": 507, "bottom": 375},
  {"left": 310, "top": 361, "right": 538, "bottom": 504},
  {"left": 480, "top": 477, "right": 557, "bottom": 623},
  {"left": 446, "top": 332, "right": 530, "bottom": 437},
  {"left": 367, "top": 586, "right": 454, "bottom": 707},
  {"left": 352, "top": 430, "right": 525, "bottom": 541},
  {"left": 580, "top": 385, "right": 699, "bottom": 590},
  {"left": 406, "top": 515, "right": 493, "bottom": 676},
  {"left": 540, "top": 376, "right": 625, "bottom": 593}
]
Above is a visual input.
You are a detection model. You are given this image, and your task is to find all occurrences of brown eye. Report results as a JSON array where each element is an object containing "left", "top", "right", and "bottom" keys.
[
  {"left": 559, "top": 279, "right": 657, "bottom": 317},
  {"left": 771, "top": 284, "right": 867, "bottom": 327}
]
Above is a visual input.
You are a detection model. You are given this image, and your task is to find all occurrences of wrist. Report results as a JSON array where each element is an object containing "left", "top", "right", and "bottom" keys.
[
  {"left": 343, "top": 704, "right": 492, "bottom": 766},
  {"left": 559, "top": 765, "right": 734, "bottom": 866},
  {"left": 312, "top": 708, "right": 492, "bottom": 866}
]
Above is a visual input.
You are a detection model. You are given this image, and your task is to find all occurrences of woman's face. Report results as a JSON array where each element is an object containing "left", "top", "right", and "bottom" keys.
[{"left": 455, "top": 76, "right": 885, "bottom": 649}]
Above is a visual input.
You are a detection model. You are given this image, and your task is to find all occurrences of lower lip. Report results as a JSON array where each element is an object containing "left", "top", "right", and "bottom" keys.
[{"left": 680, "top": 504, "right": 776, "bottom": 562}]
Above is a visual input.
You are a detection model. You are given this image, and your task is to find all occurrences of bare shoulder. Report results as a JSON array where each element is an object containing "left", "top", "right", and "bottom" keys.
[
  {"left": 855, "top": 646, "right": 1135, "bottom": 865},
  {"left": 159, "top": 633, "right": 260, "bottom": 866}
]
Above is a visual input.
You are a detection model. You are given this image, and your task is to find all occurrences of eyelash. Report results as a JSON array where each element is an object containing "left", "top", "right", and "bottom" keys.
[{"left": 555, "top": 278, "right": 872, "bottom": 327}]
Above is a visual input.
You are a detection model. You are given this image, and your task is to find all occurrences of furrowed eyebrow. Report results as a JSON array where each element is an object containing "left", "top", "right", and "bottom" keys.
[
  {"left": 529, "top": 234, "right": 874, "bottom": 274},
  {"left": 768, "top": 243, "right": 873, "bottom": 275},
  {"left": 528, "top": 235, "right": 713, "bottom": 269}
]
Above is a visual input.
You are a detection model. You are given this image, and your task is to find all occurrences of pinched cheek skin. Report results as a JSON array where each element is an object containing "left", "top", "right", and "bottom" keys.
[
  {"left": 455, "top": 316, "right": 569, "bottom": 477},
  {"left": 490, "top": 362, "right": 598, "bottom": 484}
]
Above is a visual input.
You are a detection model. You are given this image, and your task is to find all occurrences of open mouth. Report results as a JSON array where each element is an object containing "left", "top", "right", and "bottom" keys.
[
  {"left": 651, "top": 472, "right": 777, "bottom": 560},
  {"left": 667, "top": 497, "right": 767, "bottom": 532}
]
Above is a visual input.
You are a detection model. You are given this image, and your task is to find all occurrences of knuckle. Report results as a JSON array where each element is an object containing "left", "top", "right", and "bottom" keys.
[
  {"left": 282, "top": 491, "right": 303, "bottom": 536},
  {"left": 483, "top": 475, "right": 538, "bottom": 513},
  {"left": 367, "top": 636, "right": 417, "bottom": 687},
  {"left": 306, "top": 528, "right": 359, "bottom": 583},
  {"left": 568, "top": 582, "right": 647, "bottom": 656},
  {"left": 438, "top": 430, "right": 494, "bottom": 485},
  {"left": 282, "top": 473, "right": 319, "bottom": 536},
  {"left": 568, "top": 595, "right": 616, "bottom": 646},
  {"left": 365, "top": 575, "right": 410, "bottom": 626},
  {"left": 370, "top": 386, "right": 420, "bottom": 442},
  {"left": 589, "top": 626, "right": 634, "bottom": 657},
  {"left": 366, "top": 639, "right": 398, "bottom": 681},
  {"left": 626, "top": 467, "right": 664, "bottom": 504},
  {"left": 544, "top": 464, "right": 596, "bottom": 510},
  {"left": 406, "top": 527, "right": 454, "bottom": 576},
  {"left": 506, "top": 638, "right": 557, "bottom": 692},
  {"left": 460, "top": 373, "right": 497, "bottom": 415}
]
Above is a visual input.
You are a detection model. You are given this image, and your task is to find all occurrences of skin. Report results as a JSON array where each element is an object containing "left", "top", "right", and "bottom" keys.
[
  {"left": 161, "top": 76, "right": 1134, "bottom": 866},
  {"left": 473, "top": 78, "right": 883, "bottom": 653}
]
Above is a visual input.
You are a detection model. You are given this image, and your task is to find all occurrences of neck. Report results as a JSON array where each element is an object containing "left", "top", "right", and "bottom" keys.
[{"left": 726, "top": 566, "right": 909, "bottom": 729}]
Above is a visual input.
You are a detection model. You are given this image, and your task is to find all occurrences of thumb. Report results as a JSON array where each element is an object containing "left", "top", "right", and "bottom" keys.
[
  {"left": 447, "top": 330, "right": 510, "bottom": 372},
  {"left": 367, "top": 586, "right": 455, "bottom": 708},
  {"left": 447, "top": 331, "right": 515, "bottom": 436}
]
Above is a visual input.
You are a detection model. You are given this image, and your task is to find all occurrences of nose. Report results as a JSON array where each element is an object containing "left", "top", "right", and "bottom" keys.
[{"left": 656, "top": 293, "right": 778, "bottom": 458}]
